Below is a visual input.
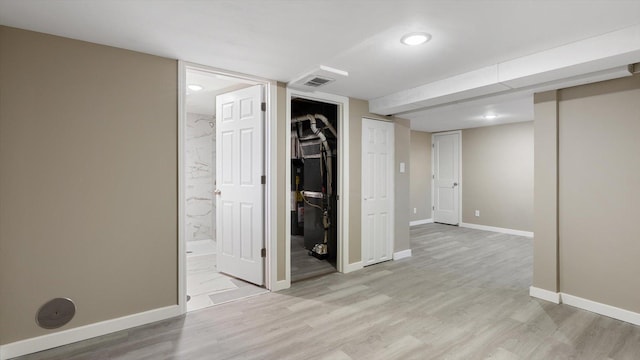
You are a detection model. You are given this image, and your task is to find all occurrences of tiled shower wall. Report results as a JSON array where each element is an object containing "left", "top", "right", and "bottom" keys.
[{"left": 186, "top": 112, "right": 215, "bottom": 242}]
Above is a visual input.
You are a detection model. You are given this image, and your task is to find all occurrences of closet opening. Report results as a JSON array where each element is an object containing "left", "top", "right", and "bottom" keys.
[{"left": 290, "top": 97, "right": 339, "bottom": 282}]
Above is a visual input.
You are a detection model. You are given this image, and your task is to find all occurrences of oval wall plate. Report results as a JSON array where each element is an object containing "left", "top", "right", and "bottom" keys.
[{"left": 36, "top": 298, "right": 76, "bottom": 329}]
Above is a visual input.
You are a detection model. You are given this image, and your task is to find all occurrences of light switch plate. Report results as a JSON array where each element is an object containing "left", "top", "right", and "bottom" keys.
[{"left": 400, "top": 162, "right": 405, "bottom": 173}]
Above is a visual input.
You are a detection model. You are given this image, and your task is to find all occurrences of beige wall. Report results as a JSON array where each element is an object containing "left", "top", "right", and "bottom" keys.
[
  {"left": 410, "top": 131, "right": 432, "bottom": 222},
  {"left": 0, "top": 26, "right": 178, "bottom": 344},
  {"left": 461, "top": 122, "right": 534, "bottom": 231},
  {"left": 534, "top": 75, "right": 640, "bottom": 314},
  {"left": 557, "top": 75, "right": 640, "bottom": 312},
  {"left": 533, "top": 91, "right": 559, "bottom": 292},
  {"left": 394, "top": 119, "right": 411, "bottom": 252},
  {"left": 348, "top": 100, "right": 365, "bottom": 264},
  {"left": 348, "top": 99, "right": 412, "bottom": 263}
]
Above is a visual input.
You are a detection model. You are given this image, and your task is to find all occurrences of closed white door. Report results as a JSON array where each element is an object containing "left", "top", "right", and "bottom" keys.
[
  {"left": 216, "top": 85, "right": 264, "bottom": 286},
  {"left": 362, "top": 118, "right": 394, "bottom": 266},
  {"left": 433, "top": 132, "right": 460, "bottom": 225}
]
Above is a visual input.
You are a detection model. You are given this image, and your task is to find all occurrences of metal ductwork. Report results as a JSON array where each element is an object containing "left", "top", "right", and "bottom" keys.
[{"left": 291, "top": 108, "right": 338, "bottom": 262}]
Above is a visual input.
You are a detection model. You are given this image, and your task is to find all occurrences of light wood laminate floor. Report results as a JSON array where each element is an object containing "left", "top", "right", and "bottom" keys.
[{"left": 17, "top": 224, "right": 640, "bottom": 359}]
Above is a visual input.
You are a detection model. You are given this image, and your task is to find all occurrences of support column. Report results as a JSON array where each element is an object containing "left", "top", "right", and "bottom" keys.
[{"left": 531, "top": 91, "right": 560, "bottom": 303}]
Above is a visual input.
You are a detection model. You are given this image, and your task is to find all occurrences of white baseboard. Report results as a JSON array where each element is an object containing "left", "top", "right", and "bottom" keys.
[
  {"left": 529, "top": 286, "right": 561, "bottom": 304},
  {"left": 343, "top": 261, "right": 363, "bottom": 274},
  {"left": 393, "top": 249, "right": 412, "bottom": 260},
  {"left": 410, "top": 218, "right": 433, "bottom": 226},
  {"left": 270, "top": 279, "right": 290, "bottom": 292},
  {"left": 0, "top": 305, "right": 181, "bottom": 360},
  {"left": 529, "top": 288, "right": 640, "bottom": 326},
  {"left": 561, "top": 293, "right": 640, "bottom": 327},
  {"left": 460, "top": 222, "right": 533, "bottom": 238}
]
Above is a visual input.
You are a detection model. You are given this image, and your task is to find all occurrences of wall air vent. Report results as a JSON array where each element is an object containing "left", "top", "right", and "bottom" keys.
[{"left": 303, "top": 76, "right": 335, "bottom": 88}]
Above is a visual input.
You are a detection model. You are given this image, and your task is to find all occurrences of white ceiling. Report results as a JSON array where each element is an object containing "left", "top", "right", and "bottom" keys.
[
  {"left": 2, "top": 0, "right": 640, "bottom": 132},
  {"left": 407, "top": 94, "right": 535, "bottom": 133}
]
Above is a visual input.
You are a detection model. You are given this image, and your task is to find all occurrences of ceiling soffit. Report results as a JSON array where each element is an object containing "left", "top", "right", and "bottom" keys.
[{"left": 370, "top": 24, "right": 640, "bottom": 116}]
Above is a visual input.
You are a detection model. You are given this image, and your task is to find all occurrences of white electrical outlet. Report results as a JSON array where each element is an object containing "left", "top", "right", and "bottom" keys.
[
  {"left": 475, "top": 210, "right": 480, "bottom": 217},
  {"left": 413, "top": 208, "right": 417, "bottom": 214}
]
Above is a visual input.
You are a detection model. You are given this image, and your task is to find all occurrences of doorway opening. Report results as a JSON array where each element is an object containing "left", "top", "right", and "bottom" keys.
[
  {"left": 432, "top": 131, "right": 461, "bottom": 226},
  {"left": 290, "top": 97, "right": 339, "bottom": 282},
  {"left": 183, "top": 67, "right": 268, "bottom": 312}
]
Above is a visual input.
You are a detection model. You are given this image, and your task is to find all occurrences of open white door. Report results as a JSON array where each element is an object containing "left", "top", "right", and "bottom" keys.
[
  {"left": 361, "top": 118, "right": 394, "bottom": 266},
  {"left": 216, "top": 85, "right": 264, "bottom": 286},
  {"left": 433, "top": 132, "right": 460, "bottom": 225}
]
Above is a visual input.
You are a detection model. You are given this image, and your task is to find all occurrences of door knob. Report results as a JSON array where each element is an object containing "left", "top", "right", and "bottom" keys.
[
  {"left": 214, "top": 189, "right": 221, "bottom": 195},
  {"left": 452, "top": 182, "right": 458, "bottom": 188}
]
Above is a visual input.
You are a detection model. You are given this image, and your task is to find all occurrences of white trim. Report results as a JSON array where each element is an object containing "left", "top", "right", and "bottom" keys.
[
  {"left": 269, "top": 279, "right": 291, "bottom": 292},
  {"left": 528, "top": 289, "right": 640, "bottom": 326},
  {"left": 0, "top": 306, "right": 180, "bottom": 360},
  {"left": 343, "top": 261, "right": 364, "bottom": 274},
  {"left": 393, "top": 249, "right": 412, "bottom": 260},
  {"left": 529, "top": 286, "right": 561, "bottom": 304},
  {"left": 285, "top": 89, "right": 350, "bottom": 285},
  {"left": 284, "top": 89, "right": 292, "bottom": 287},
  {"left": 460, "top": 222, "right": 534, "bottom": 238},
  {"left": 410, "top": 218, "right": 433, "bottom": 226},
  {"left": 431, "top": 130, "right": 462, "bottom": 225},
  {"left": 177, "top": 61, "right": 187, "bottom": 314},
  {"left": 265, "top": 82, "right": 278, "bottom": 291},
  {"left": 459, "top": 131, "right": 463, "bottom": 227},
  {"left": 561, "top": 293, "right": 640, "bottom": 327}
]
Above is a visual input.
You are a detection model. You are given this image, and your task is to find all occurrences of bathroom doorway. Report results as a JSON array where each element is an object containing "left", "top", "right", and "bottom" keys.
[{"left": 183, "top": 67, "right": 268, "bottom": 311}]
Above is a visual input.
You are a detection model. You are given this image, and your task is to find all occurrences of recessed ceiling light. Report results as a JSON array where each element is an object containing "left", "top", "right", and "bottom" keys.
[
  {"left": 187, "top": 84, "right": 204, "bottom": 91},
  {"left": 484, "top": 114, "right": 498, "bottom": 120},
  {"left": 400, "top": 32, "right": 432, "bottom": 46}
]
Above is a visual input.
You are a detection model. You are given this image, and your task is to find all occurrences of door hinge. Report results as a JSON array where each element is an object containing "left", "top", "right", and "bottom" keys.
[
  {"left": 261, "top": 248, "right": 266, "bottom": 258},
  {"left": 432, "top": 144, "right": 434, "bottom": 148},
  {"left": 336, "top": 194, "right": 339, "bottom": 200},
  {"left": 261, "top": 102, "right": 266, "bottom": 112},
  {"left": 432, "top": 174, "right": 434, "bottom": 179},
  {"left": 261, "top": 175, "right": 266, "bottom": 184},
  {"left": 432, "top": 206, "right": 435, "bottom": 210}
]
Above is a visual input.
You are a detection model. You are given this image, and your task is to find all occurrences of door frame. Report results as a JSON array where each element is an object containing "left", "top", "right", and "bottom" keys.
[
  {"left": 431, "top": 130, "right": 462, "bottom": 225},
  {"left": 361, "top": 117, "right": 395, "bottom": 266},
  {"left": 178, "top": 61, "right": 278, "bottom": 314},
  {"left": 283, "top": 88, "right": 350, "bottom": 289}
]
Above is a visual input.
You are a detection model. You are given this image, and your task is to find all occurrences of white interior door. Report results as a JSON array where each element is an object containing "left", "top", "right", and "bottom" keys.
[
  {"left": 362, "top": 118, "right": 394, "bottom": 266},
  {"left": 433, "top": 132, "right": 460, "bottom": 225},
  {"left": 216, "top": 85, "right": 264, "bottom": 286}
]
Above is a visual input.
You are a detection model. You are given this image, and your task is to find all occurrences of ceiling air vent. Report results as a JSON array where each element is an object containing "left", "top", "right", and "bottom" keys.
[
  {"left": 288, "top": 65, "right": 347, "bottom": 91},
  {"left": 303, "top": 76, "right": 335, "bottom": 88}
]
